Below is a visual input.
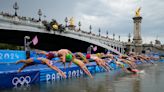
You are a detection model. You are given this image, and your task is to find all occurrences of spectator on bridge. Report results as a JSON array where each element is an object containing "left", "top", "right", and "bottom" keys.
[{"left": 87, "top": 45, "right": 93, "bottom": 54}]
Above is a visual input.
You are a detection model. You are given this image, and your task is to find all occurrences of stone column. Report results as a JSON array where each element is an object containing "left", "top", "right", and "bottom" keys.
[{"left": 133, "top": 16, "right": 143, "bottom": 54}]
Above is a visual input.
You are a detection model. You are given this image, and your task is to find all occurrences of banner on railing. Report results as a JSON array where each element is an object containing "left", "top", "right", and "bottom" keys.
[{"left": 0, "top": 50, "right": 26, "bottom": 63}]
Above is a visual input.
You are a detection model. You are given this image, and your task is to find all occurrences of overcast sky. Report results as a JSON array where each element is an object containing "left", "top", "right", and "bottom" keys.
[{"left": 0, "top": 0, "right": 163, "bottom": 44}]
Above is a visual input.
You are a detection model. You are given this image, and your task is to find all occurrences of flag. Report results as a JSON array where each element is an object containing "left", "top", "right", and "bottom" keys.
[
  {"left": 32, "top": 35, "right": 38, "bottom": 45},
  {"left": 93, "top": 46, "right": 97, "bottom": 52}
]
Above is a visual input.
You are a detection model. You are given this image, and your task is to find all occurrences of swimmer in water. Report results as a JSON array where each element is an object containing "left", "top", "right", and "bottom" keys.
[
  {"left": 126, "top": 67, "right": 139, "bottom": 74},
  {"left": 16, "top": 57, "right": 66, "bottom": 78}
]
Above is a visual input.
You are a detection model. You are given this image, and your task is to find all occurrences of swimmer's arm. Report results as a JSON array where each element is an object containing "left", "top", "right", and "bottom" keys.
[
  {"left": 68, "top": 51, "right": 76, "bottom": 58},
  {"left": 139, "top": 55, "right": 147, "bottom": 60},
  {"left": 68, "top": 50, "right": 72, "bottom": 54},
  {"left": 45, "top": 60, "right": 63, "bottom": 73},
  {"left": 55, "top": 59, "right": 61, "bottom": 63},
  {"left": 112, "top": 59, "right": 117, "bottom": 64},
  {"left": 61, "top": 54, "right": 66, "bottom": 69},
  {"left": 68, "top": 61, "right": 72, "bottom": 68},
  {"left": 36, "top": 50, "right": 47, "bottom": 55},
  {"left": 78, "top": 53, "right": 89, "bottom": 63},
  {"left": 120, "top": 59, "right": 125, "bottom": 62},
  {"left": 62, "top": 54, "right": 66, "bottom": 63},
  {"left": 63, "top": 62, "right": 66, "bottom": 69},
  {"left": 18, "top": 64, "right": 29, "bottom": 72},
  {"left": 51, "top": 51, "right": 58, "bottom": 54},
  {"left": 59, "top": 57, "right": 66, "bottom": 69},
  {"left": 82, "top": 56, "right": 89, "bottom": 63}
]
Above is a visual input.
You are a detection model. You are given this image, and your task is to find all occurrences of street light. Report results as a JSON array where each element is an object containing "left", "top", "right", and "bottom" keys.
[
  {"left": 38, "top": 9, "right": 42, "bottom": 21},
  {"left": 128, "top": 33, "right": 131, "bottom": 42},
  {"left": 43, "top": 15, "right": 46, "bottom": 20},
  {"left": 98, "top": 28, "right": 101, "bottom": 36},
  {"left": 89, "top": 25, "right": 92, "bottom": 34},
  {"left": 13, "top": 2, "right": 19, "bottom": 16},
  {"left": 78, "top": 21, "right": 81, "bottom": 31},
  {"left": 65, "top": 17, "right": 68, "bottom": 27},
  {"left": 106, "top": 30, "right": 108, "bottom": 38},
  {"left": 113, "top": 33, "right": 115, "bottom": 40},
  {"left": 119, "top": 35, "right": 120, "bottom": 41},
  {"left": 24, "top": 36, "right": 30, "bottom": 51}
]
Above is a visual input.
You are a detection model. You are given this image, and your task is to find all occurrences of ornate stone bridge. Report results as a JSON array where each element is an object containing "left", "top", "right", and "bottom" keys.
[{"left": 0, "top": 14, "right": 125, "bottom": 54}]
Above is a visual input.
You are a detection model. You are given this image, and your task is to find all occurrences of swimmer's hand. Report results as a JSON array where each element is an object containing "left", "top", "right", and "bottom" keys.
[
  {"left": 59, "top": 72, "right": 66, "bottom": 78},
  {"left": 17, "top": 69, "right": 22, "bottom": 73},
  {"left": 15, "top": 61, "right": 20, "bottom": 64},
  {"left": 68, "top": 62, "right": 72, "bottom": 68}
]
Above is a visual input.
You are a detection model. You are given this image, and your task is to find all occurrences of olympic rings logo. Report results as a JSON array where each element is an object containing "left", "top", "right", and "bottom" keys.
[{"left": 12, "top": 76, "right": 31, "bottom": 86}]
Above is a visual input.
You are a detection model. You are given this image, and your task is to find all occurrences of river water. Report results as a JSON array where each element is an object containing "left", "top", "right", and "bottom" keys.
[{"left": 1, "top": 62, "right": 164, "bottom": 92}]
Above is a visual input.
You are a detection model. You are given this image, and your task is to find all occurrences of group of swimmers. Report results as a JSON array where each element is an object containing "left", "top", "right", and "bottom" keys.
[{"left": 16, "top": 49, "right": 159, "bottom": 79}]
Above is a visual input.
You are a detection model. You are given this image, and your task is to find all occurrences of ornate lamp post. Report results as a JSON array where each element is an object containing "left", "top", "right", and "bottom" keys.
[
  {"left": 128, "top": 33, "right": 131, "bottom": 42},
  {"left": 89, "top": 25, "right": 92, "bottom": 34},
  {"left": 98, "top": 28, "right": 101, "bottom": 36},
  {"left": 43, "top": 15, "right": 46, "bottom": 20},
  {"left": 13, "top": 2, "right": 19, "bottom": 16},
  {"left": 24, "top": 36, "right": 30, "bottom": 51},
  {"left": 78, "top": 21, "right": 81, "bottom": 31},
  {"left": 24, "top": 36, "right": 32, "bottom": 59},
  {"left": 106, "top": 30, "right": 108, "bottom": 38},
  {"left": 119, "top": 35, "right": 120, "bottom": 41},
  {"left": 38, "top": 9, "right": 42, "bottom": 21},
  {"left": 65, "top": 17, "right": 68, "bottom": 27},
  {"left": 113, "top": 33, "right": 115, "bottom": 40}
]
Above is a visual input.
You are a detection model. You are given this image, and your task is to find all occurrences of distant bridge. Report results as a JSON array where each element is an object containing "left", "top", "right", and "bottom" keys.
[{"left": 142, "top": 44, "right": 164, "bottom": 54}]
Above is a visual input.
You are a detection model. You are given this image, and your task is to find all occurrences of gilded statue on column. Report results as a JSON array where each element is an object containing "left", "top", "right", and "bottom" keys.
[
  {"left": 69, "top": 17, "right": 74, "bottom": 26},
  {"left": 135, "top": 7, "right": 141, "bottom": 17}
]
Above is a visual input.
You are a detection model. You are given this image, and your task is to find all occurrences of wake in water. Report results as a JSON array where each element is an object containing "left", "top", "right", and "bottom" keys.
[{"left": 138, "top": 70, "right": 145, "bottom": 74}]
